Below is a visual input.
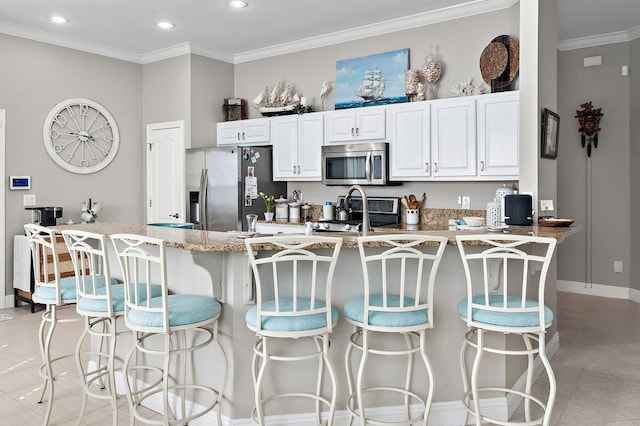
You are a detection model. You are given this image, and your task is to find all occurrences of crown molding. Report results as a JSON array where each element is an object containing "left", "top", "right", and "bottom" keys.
[
  {"left": 234, "top": 0, "right": 518, "bottom": 64},
  {"left": 0, "top": 20, "right": 142, "bottom": 63},
  {"left": 141, "top": 42, "right": 235, "bottom": 65},
  {"left": 558, "top": 25, "right": 640, "bottom": 51}
]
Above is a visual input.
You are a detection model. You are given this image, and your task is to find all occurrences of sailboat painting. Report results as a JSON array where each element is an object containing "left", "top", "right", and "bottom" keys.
[{"left": 335, "top": 48, "right": 409, "bottom": 110}]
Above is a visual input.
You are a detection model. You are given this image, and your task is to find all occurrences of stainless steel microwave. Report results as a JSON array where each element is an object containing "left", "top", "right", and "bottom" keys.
[{"left": 321, "top": 142, "right": 393, "bottom": 185}]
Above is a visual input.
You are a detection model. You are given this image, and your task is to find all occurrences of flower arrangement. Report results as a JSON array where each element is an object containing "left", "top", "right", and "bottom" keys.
[{"left": 258, "top": 192, "right": 275, "bottom": 213}]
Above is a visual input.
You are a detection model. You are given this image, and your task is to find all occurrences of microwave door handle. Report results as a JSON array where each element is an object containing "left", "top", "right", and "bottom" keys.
[
  {"left": 365, "top": 152, "right": 372, "bottom": 182},
  {"left": 199, "top": 168, "right": 208, "bottom": 230}
]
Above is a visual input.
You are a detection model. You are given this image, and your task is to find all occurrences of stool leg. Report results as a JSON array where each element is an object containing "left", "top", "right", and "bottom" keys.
[
  {"left": 38, "top": 304, "right": 57, "bottom": 426},
  {"left": 253, "top": 337, "right": 268, "bottom": 425},
  {"left": 402, "top": 332, "right": 414, "bottom": 421},
  {"left": 344, "top": 327, "right": 358, "bottom": 426},
  {"left": 75, "top": 317, "right": 90, "bottom": 426},
  {"left": 162, "top": 333, "right": 171, "bottom": 425},
  {"left": 313, "top": 336, "right": 323, "bottom": 424},
  {"left": 418, "top": 330, "right": 434, "bottom": 425},
  {"left": 212, "top": 323, "right": 228, "bottom": 426},
  {"left": 459, "top": 330, "right": 472, "bottom": 426},
  {"left": 539, "top": 333, "right": 556, "bottom": 426},
  {"left": 470, "top": 329, "right": 484, "bottom": 426},
  {"left": 322, "top": 334, "right": 337, "bottom": 426},
  {"left": 522, "top": 334, "right": 535, "bottom": 423},
  {"left": 123, "top": 332, "right": 138, "bottom": 426},
  {"left": 355, "top": 329, "right": 370, "bottom": 425},
  {"left": 106, "top": 318, "right": 119, "bottom": 426}
]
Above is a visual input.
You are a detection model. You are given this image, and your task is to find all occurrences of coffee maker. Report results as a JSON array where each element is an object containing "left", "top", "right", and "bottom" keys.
[{"left": 25, "top": 206, "right": 63, "bottom": 227}]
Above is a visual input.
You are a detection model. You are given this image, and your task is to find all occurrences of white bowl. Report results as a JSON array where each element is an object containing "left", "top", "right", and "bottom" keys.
[{"left": 463, "top": 216, "right": 485, "bottom": 227}]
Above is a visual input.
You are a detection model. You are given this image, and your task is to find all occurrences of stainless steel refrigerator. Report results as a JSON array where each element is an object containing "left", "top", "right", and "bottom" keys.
[{"left": 185, "top": 146, "right": 287, "bottom": 231}]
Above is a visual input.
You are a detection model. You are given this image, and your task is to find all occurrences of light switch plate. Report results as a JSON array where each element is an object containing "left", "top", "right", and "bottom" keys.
[{"left": 23, "top": 194, "right": 36, "bottom": 206}]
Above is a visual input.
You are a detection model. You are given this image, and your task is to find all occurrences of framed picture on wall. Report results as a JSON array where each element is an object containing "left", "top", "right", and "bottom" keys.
[{"left": 541, "top": 108, "right": 560, "bottom": 159}]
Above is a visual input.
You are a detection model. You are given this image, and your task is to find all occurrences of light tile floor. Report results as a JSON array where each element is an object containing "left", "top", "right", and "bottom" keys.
[{"left": 1, "top": 292, "right": 640, "bottom": 425}]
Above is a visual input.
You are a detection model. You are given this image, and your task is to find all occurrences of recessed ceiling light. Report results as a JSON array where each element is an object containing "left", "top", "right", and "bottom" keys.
[
  {"left": 49, "top": 16, "right": 68, "bottom": 24},
  {"left": 228, "top": 1, "right": 248, "bottom": 8},
  {"left": 157, "top": 22, "right": 175, "bottom": 30}
]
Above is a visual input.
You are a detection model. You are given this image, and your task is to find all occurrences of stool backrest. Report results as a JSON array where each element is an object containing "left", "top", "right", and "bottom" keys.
[
  {"left": 62, "top": 230, "right": 115, "bottom": 316},
  {"left": 24, "top": 224, "right": 67, "bottom": 305},
  {"left": 245, "top": 235, "right": 342, "bottom": 337},
  {"left": 110, "top": 234, "right": 168, "bottom": 332},
  {"left": 357, "top": 234, "right": 448, "bottom": 329},
  {"left": 456, "top": 234, "right": 557, "bottom": 332}
]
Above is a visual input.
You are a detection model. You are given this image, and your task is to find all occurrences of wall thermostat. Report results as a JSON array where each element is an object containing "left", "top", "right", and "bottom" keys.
[{"left": 9, "top": 176, "right": 31, "bottom": 190}]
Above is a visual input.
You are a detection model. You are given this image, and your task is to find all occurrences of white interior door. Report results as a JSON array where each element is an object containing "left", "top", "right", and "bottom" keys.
[
  {"left": 0, "top": 110, "right": 5, "bottom": 308},
  {"left": 146, "top": 121, "right": 185, "bottom": 224}
]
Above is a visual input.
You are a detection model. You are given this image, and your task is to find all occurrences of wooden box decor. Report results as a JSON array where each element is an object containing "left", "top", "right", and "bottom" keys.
[{"left": 222, "top": 98, "right": 246, "bottom": 121}]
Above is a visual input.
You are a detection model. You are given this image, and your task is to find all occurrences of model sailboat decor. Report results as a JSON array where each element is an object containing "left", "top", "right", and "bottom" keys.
[
  {"left": 252, "top": 81, "right": 301, "bottom": 116},
  {"left": 335, "top": 48, "right": 409, "bottom": 110}
]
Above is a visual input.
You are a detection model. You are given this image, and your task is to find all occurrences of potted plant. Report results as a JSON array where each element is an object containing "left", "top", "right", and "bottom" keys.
[{"left": 258, "top": 192, "right": 275, "bottom": 221}]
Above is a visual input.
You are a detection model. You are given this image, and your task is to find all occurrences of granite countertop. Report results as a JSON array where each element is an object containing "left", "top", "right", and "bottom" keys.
[{"left": 51, "top": 222, "right": 581, "bottom": 253}]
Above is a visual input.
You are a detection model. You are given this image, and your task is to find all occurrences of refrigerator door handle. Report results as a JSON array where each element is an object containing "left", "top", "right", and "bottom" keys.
[{"left": 199, "top": 168, "right": 208, "bottom": 230}]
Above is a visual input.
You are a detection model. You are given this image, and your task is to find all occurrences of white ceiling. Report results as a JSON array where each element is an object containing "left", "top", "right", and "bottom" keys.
[{"left": 0, "top": 0, "right": 639, "bottom": 64}]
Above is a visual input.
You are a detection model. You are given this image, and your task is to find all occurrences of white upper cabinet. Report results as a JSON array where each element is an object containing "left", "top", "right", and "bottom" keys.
[
  {"left": 272, "top": 113, "right": 323, "bottom": 181},
  {"left": 217, "top": 117, "right": 270, "bottom": 146},
  {"left": 324, "top": 106, "right": 385, "bottom": 143},
  {"left": 477, "top": 92, "right": 519, "bottom": 178},
  {"left": 431, "top": 97, "right": 477, "bottom": 178},
  {"left": 387, "top": 102, "right": 431, "bottom": 180}
]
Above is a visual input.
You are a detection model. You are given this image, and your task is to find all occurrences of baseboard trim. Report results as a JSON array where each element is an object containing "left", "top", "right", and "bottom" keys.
[
  {"left": 3, "top": 294, "right": 13, "bottom": 309},
  {"left": 98, "top": 360, "right": 507, "bottom": 425},
  {"left": 557, "top": 280, "right": 640, "bottom": 301}
]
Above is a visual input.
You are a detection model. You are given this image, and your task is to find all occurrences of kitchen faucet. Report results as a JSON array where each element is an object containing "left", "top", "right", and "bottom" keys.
[{"left": 345, "top": 185, "right": 369, "bottom": 235}]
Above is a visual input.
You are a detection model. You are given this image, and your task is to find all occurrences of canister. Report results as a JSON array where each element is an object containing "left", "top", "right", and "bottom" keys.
[
  {"left": 486, "top": 198, "right": 501, "bottom": 227},
  {"left": 322, "top": 202, "right": 334, "bottom": 221},
  {"left": 275, "top": 196, "right": 288, "bottom": 220},
  {"left": 289, "top": 202, "right": 301, "bottom": 221}
]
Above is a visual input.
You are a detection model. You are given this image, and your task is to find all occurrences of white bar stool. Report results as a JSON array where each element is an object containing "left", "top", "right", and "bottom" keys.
[
  {"left": 62, "top": 230, "right": 155, "bottom": 426},
  {"left": 111, "top": 234, "right": 227, "bottom": 426},
  {"left": 24, "top": 223, "right": 83, "bottom": 425},
  {"left": 244, "top": 235, "right": 342, "bottom": 425},
  {"left": 456, "top": 234, "right": 557, "bottom": 426},
  {"left": 343, "top": 234, "right": 448, "bottom": 425}
]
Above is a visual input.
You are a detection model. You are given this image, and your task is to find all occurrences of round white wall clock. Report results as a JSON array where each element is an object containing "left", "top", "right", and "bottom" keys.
[{"left": 42, "top": 98, "right": 120, "bottom": 174}]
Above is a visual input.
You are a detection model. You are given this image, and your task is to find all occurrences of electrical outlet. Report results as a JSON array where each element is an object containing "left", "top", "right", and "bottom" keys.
[
  {"left": 23, "top": 194, "right": 36, "bottom": 206},
  {"left": 462, "top": 196, "right": 470, "bottom": 209},
  {"left": 457, "top": 195, "right": 462, "bottom": 205},
  {"left": 614, "top": 261, "right": 623, "bottom": 273}
]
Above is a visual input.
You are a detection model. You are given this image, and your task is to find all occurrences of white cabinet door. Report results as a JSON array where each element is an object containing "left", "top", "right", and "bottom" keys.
[
  {"left": 272, "top": 116, "right": 298, "bottom": 179},
  {"left": 296, "top": 113, "right": 323, "bottom": 180},
  {"left": 272, "top": 113, "right": 323, "bottom": 181},
  {"left": 217, "top": 118, "right": 270, "bottom": 146},
  {"left": 324, "top": 106, "right": 385, "bottom": 143},
  {"left": 387, "top": 102, "right": 431, "bottom": 180},
  {"left": 477, "top": 92, "right": 519, "bottom": 177},
  {"left": 431, "top": 98, "right": 476, "bottom": 177}
]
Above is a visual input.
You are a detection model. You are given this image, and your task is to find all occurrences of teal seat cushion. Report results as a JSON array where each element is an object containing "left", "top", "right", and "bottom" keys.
[
  {"left": 33, "top": 276, "right": 96, "bottom": 302},
  {"left": 457, "top": 294, "right": 554, "bottom": 328},
  {"left": 78, "top": 283, "right": 163, "bottom": 314},
  {"left": 245, "top": 297, "right": 338, "bottom": 332},
  {"left": 343, "top": 294, "right": 429, "bottom": 327},
  {"left": 127, "top": 294, "right": 222, "bottom": 328}
]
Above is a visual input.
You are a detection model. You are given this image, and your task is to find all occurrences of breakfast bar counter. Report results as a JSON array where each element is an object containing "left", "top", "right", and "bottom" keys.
[{"left": 51, "top": 222, "right": 579, "bottom": 425}]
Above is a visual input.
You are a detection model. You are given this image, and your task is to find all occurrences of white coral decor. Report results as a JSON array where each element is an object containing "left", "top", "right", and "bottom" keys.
[{"left": 450, "top": 77, "right": 488, "bottom": 97}]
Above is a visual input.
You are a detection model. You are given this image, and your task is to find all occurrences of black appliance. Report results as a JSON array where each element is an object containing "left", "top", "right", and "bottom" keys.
[
  {"left": 25, "top": 206, "right": 63, "bottom": 227},
  {"left": 504, "top": 194, "right": 533, "bottom": 225}
]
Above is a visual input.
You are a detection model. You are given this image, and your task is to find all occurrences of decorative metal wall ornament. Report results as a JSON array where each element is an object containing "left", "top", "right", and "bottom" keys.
[{"left": 575, "top": 102, "right": 603, "bottom": 157}]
